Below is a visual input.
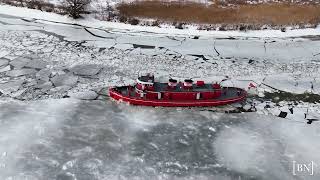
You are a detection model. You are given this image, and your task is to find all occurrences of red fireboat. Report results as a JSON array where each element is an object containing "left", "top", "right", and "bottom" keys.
[{"left": 109, "top": 74, "right": 247, "bottom": 107}]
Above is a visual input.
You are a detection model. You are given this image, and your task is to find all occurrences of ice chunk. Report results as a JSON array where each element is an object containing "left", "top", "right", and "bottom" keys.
[
  {"left": 11, "top": 88, "right": 27, "bottom": 98},
  {"left": 6, "top": 69, "right": 37, "bottom": 77},
  {"left": 25, "top": 79, "right": 37, "bottom": 87},
  {"left": 10, "top": 57, "right": 30, "bottom": 69},
  {"left": 0, "top": 79, "right": 24, "bottom": 94},
  {"left": 68, "top": 91, "right": 98, "bottom": 100},
  {"left": 184, "top": 55, "right": 198, "bottom": 61},
  {"left": 49, "top": 86, "right": 71, "bottom": 94},
  {"left": 114, "top": 43, "right": 133, "bottom": 50},
  {"left": 0, "top": 51, "right": 9, "bottom": 58},
  {"left": 51, "top": 70, "right": 66, "bottom": 76},
  {"left": 0, "top": 65, "right": 11, "bottom": 73},
  {"left": 24, "top": 54, "right": 40, "bottom": 60},
  {"left": 25, "top": 59, "right": 48, "bottom": 69},
  {"left": 69, "top": 64, "right": 102, "bottom": 76},
  {"left": 35, "top": 82, "right": 53, "bottom": 91},
  {"left": 208, "top": 127, "right": 216, "bottom": 132},
  {"left": 36, "top": 69, "right": 52, "bottom": 82},
  {"left": 243, "top": 104, "right": 252, "bottom": 111},
  {"left": 51, "top": 74, "right": 78, "bottom": 87},
  {"left": 0, "top": 58, "right": 9, "bottom": 67}
]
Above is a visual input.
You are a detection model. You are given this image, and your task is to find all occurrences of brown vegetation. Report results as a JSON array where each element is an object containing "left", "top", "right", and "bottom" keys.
[{"left": 117, "top": 1, "right": 320, "bottom": 26}]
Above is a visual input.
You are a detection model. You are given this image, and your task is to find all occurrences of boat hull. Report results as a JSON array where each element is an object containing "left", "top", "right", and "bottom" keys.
[{"left": 109, "top": 87, "right": 247, "bottom": 107}]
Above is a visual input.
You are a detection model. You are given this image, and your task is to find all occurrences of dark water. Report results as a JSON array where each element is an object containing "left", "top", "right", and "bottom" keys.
[{"left": 0, "top": 98, "right": 319, "bottom": 180}]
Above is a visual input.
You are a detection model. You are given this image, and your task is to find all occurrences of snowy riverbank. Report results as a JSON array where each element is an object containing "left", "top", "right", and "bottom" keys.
[{"left": 1, "top": 4, "right": 320, "bottom": 38}]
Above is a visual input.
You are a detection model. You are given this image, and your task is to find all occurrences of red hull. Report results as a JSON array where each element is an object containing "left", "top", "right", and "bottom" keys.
[{"left": 109, "top": 88, "right": 247, "bottom": 107}]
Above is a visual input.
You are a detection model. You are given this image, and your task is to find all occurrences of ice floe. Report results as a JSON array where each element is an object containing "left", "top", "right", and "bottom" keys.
[
  {"left": 69, "top": 64, "right": 102, "bottom": 76},
  {"left": 0, "top": 58, "right": 9, "bottom": 67},
  {"left": 68, "top": 90, "right": 98, "bottom": 100},
  {"left": 5, "top": 69, "right": 37, "bottom": 77},
  {"left": 0, "top": 79, "right": 24, "bottom": 94},
  {"left": 51, "top": 74, "right": 78, "bottom": 87}
]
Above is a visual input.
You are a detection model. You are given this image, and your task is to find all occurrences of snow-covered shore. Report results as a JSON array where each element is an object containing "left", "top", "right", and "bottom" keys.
[{"left": 1, "top": 4, "right": 320, "bottom": 38}]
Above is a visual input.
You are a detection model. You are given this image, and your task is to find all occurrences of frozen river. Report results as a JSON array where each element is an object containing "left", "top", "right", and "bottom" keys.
[
  {"left": 0, "top": 10, "right": 320, "bottom": 180},
  {"left": 1, "top": 98, "right": 320, "bottom": 180}
]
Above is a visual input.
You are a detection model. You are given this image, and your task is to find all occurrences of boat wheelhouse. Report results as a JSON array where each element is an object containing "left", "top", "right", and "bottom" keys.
[{"left": 109, "top": 73, "right": 247, "bottom": 107}]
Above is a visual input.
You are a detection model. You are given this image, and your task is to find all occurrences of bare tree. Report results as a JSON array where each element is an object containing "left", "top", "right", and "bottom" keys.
[
  {"left": 17, "top": 0, "right": 24, "bottom": 6},
  {"left": 63, "top": 0, "right": 91, "bottom": 19}
]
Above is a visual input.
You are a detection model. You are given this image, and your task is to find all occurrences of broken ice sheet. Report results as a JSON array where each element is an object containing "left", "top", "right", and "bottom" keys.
[
  {"left": 25, "top": 59, "right": 48, "bottom": 69},
  {"left": 51, "top": 74, "right": 78, "bottom": 87},
  {"left": 35, "top": 82, "right": 53, "bottom": 92},
  {"left": 6, "top": 69, "right": 37, "bottom": 77},
  {"left": 0, "top": 79, "right": 24, "bottom": 94},
  {"left": 0, "top": 58, "right": 9, "bottom": 67},
  {"left": 69, "top": 64, "right": 102, "bottom": 76},
  {"left": 36, "top": 69, "right": 52, "bottom": 82},
  {"left": 10, "top": 88, "right": 27, "bottom": 98},
  {"left": 9, "top": 57, "right": 30, "bottom": 69},
  {"left": 49, "top": 85, "right": 71, "bottom": 94},
  {"left": 68, "top": 90, "right": 98, "bottom": 100},
  {"left": 0, "top": 65, "right": 11, "bottom": 73}
]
